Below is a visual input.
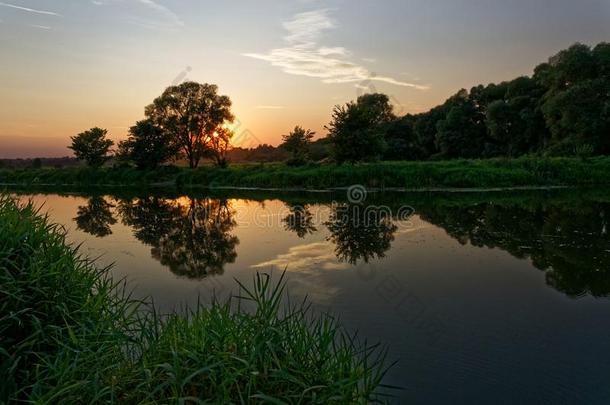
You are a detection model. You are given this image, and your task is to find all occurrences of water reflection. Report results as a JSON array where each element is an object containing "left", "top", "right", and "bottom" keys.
[
  {"left": 282, "top": 203, "right": 317, "bottom": 238},
  {"left": 61, "top": 189, "right": 610, "bottom": 297},
  {"left": 325, "top": 203, "right": 398, "bottom": 264},
  {"left": 419, "top": 200, "right": 610, "bottom": 297},
  {"left": 74, "top": 196, "right": 117, "bottom": 237},
  {"left": 118, "top": 196, "right": 239, "bottom": 279}
]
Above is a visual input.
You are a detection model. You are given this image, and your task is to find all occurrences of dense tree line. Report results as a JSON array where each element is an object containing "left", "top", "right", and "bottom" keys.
[
  {"left": 66, "top": 42, "right": 608, "bottom": 168},
  {"left": 328, "top": 42, "right": 610, "bottom": 162}
]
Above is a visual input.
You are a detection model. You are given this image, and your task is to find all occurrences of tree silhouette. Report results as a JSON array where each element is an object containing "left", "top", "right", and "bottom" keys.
[
  {"left": 281, "top": 126, "right": 315, "bottom": 166},
  {"left": 145, "top": 82, "right": 234, "bottom": 168},
  {"left": 326, "top": 93, "right": 395, "bottom": 163},
  {"left": 74, "top": 197, "right": 117, "bottom": 237},
  {"left": 69, "top": 127, "right": 114, "bottom": 167},
  {"left": 117, "top": 119, "right": 177, "bottom": 169}
]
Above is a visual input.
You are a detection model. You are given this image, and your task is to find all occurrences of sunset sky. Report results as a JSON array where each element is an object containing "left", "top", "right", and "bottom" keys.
[{"left": 1, "top": 0, "right": 609, "bottom": 158}]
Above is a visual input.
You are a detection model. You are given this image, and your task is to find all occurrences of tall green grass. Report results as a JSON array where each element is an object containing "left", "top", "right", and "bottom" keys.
[
  {"left": 5, "top": 156, "right": 608, "bottom": 189},
  {"left": 0, "top": 197, "right": 390, "bottom": 403}
]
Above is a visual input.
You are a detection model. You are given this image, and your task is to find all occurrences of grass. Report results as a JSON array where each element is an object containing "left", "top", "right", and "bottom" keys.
[
  {"left": 0, "top": 196, "right": 391, "bottom": 404},
  {"left": 2, "top": 156, "right": 610, "bottom": 190}
]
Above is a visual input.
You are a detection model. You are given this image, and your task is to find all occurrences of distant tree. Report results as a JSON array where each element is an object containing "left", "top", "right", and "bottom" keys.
[
  {"left": 31, "top": 158, "right": 42, "bottom": 169},
  {"left": 69, "top": 127, "right": 114, "bottom": 167},
  {"left": 281, "top": 126, "right": 315, "bottom": 165},
  {"left": 326, "top": 93, "right": 395, "bottom": 163},
  {"left": 118, "top": 119, "right": 176, "bottom": 169},
  {"left": 145, "top": 82, "right": 234, "bottom": 168}
]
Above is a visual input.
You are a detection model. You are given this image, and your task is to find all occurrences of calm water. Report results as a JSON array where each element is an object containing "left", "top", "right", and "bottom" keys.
[{"left": 13, "top": 188, "right": 610, "bottom": 404}]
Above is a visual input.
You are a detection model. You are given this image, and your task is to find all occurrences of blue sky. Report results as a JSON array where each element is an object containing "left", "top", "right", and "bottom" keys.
[{"left": 1, "top": 0, "right": 609, "bottom": 157}]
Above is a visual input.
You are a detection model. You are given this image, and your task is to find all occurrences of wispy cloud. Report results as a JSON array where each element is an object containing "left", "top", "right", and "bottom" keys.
[
  {"left": 91, "top": 0, "right": 183, "bottom": 28},
  {"left": 135, "top": 0, "right": 183, "bottom": 27},
  {"left": 256, "top": 105, "right": 286, "bottom": 110},
  {"left": 244, "top": 9, "right": 428, "bottom": 90},
  {"left": 0, "top": 2, "right": 61, "bottom": 16},
  {"left": 29, "top": 24, "right": 52, "bottom": 30}
]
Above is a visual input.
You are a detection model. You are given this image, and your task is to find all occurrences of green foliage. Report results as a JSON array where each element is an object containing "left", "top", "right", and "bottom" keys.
[
  {"left": 327, "top": 93, "right": 395, "bottom": 163},
  {"left": 383, "top": 115, "right": 421, "bottom": 160},
  {"left": 435, "top": 90, "right": 487, "bottom": 159},
  {"left": 118, "top": 119, "right": 177, "bottom": 169},
  {"left": 0, "top": 197, "right": 390, "bottom": 403},
  {"left": 2, "top": 157, "right": 610, "bottom": 190},
  {"left": 375, "top": 42, "right": 610, "bottom": 161},
  {"left": 69, "top": 127, "right": 114, "bottom": 167},
  {"left": 145, "top": 82, "right": 234, "bottom": 168},
  {"left": 281, "top": 126, "right": 315, "bottom": 166}
]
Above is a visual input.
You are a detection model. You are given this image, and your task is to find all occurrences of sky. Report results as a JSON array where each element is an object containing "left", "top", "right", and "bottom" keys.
[{"left": 0, "top": 0, "right": 609, "bottom": 158}]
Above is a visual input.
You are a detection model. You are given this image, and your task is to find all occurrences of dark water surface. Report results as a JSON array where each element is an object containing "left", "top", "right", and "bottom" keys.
[{"left": 13, "top": 188, "right": 610, "bottom": 404}]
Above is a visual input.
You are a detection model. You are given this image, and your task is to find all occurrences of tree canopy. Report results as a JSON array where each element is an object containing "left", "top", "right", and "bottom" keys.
[
  {"left": 69, "top": 127, "right": 114, "bottom": 167},
  {"left": 281, "top": 126, "right": 315, "bottom": 165},
  {"left": 145, "top": 82, "right": 234, "bottom": 168},
  {"left": 118, "top": 119, "right": 177, "bottom": 169},
  {"left": 326, "top": 93, "right": 395, "bottom": 163}
]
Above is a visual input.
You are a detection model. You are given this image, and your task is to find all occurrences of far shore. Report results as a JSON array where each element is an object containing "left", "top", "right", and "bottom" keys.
[{"left": 1, "top": 157, "right": 610, "bottom": 191}]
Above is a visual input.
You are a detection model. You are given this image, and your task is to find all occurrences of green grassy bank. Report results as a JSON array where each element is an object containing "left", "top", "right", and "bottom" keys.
[
  {"left": 2, "top": 157, "right": 610, "bottom": 190},
  {"left": 0, "top": 197, "right": 389, "bottom": 403}
]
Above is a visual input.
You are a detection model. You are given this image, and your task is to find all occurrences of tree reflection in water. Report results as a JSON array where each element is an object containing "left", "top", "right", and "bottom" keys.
[
  {"left": 74, "top": 196, "right": 117, "bottom": 237},
  {"left": 419, "top": 201, "right": 610, "bottom": 298},
  {"left": 325, "top": 203, "right": 398, "bottom": 265},
  {"left": 75, "top": 191, "right": 610, "bottom": 297},
  {"left": 118, "top": 196, "right": 239, "bottom": 280},
  {"left": 282, "top": 203, "right": 317, "bottom": 238}
]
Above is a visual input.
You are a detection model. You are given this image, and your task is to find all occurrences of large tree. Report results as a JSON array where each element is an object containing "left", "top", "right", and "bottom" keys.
[
  {"left": 326, "top": 93, "right": 395, "bottom": 163},
  {"left": 145, "top": 82, "right": 234, "bottom": 168},
  {"left": 69, "top": 127, "right": 114, "bottom": 167},
  {"left": 118, "top": 119, "right": 177, "bottom": 169}
]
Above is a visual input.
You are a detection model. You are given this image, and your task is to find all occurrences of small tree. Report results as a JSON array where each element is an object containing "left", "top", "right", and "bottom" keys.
[
  {"left": 118, "top": 119, "right": 177, "bottom": 169},
  {"left": 326, "top": 93, "right": 394, "bottom": 163},
  {"left": 281, "top": 126, "right": 315, "bottom": 165},
  {"left": 207, "top": 126, "right": 233, "bottom": 168},
  {"left": 69, "top": 127, "right": 114, "bottom": 167}
]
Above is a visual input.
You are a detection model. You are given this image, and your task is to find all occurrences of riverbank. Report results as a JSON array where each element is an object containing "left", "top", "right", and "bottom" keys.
[
  {"left": 0, "top": 197, "right": 388, "bottom": 403},
  {"left": 2, "top": 157, "right": 610, "bottom": 190}
]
